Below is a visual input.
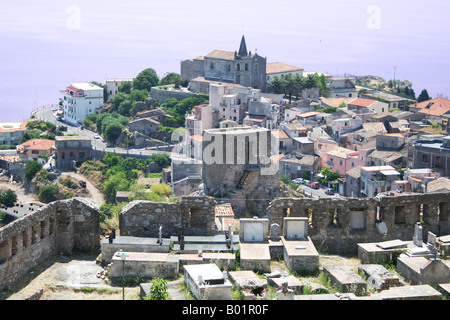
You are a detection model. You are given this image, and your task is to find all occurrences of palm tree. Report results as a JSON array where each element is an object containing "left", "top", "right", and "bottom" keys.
[{"left": 267, "top": 76, "right": 284, "bottom": 94}]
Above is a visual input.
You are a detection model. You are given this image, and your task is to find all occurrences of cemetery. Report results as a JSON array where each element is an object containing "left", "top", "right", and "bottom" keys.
[{"left": 1, "top": 193, "right": 450, "bottom": 300}]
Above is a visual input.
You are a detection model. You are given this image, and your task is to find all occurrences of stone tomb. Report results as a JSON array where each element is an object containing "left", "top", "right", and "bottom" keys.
[
  {"left": 239, "top": 218, "right": 271, "bottom": 273},
  {"left": 358, "top": 239, "right": 408, "bottom": 264},
  {"left": 396, "top": 256, "right": 450, "bottom": 286},
  {"left": 101, "top": 235, "right": 170, "bottom": 263},
  {"left": 323, "top": 265, "right": 367, "bottom": 296},
  {"left": 281, "top": 217, "right": 319, "bottom": 273},
  {"left": 358, "top": 264, "right": 402, "bottom": 291},
  {"left": 228, "top": 270, "right": 267, "bottom": 296},
  {"left": 178, "top": 252, "right": 236, "bottom": 270},
  {"left": 109, "top": 252, "right": 179, "bottom": 281},
  {"left": 374, "top": 284, "right": 442, "bottom": 300},
  {"left": 183, "top": 263, "right": 232, "bottom": 300}
]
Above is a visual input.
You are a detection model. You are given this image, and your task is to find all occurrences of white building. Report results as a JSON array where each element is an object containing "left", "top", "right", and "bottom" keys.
[
  {"left": 209, "top": 83, "right": 260, "bottom": 123},
  {"left": 105, "top": 78, "right": 134, "bottom": 100},
  {"left": 60, "top": 83, "right": 104, "bottom": 126},
  {"left": 327, "top": 76, "right": 358, "bottom": 98}
]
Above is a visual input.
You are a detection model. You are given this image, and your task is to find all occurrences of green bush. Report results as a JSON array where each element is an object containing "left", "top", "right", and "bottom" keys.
[
  {"left": 39, "top": 184, "right": 58, "bottom": 203},
  {"left": 0, "top": 189, "right": 17, "bottom": 207},
  {"left": 25, "top": 160, "right": 43, "bottom": 182},
  {"left": 144, "top": 278, "right": 169, "bottom": 300}
]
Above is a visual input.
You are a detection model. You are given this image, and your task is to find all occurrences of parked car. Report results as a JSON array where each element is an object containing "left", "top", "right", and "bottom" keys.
[
  {"left": 94, "top": 134, "right": 100, "bottom": 139},
  {"left": 56, "top": 116, "right": 62, "bottom": 121},
  {"left": 79, "top": 180, "right": 87, "bottom": 188},
  {"left": 302, "top": 179, "right": 310, "bottom": 185},
  {"left": 308, "top": 182, "right": 320, "bottom": 189},
  {"left": 325, "top": 188, "right": 335, "bottom": 195},
  {"left": 292, "top": 178, "right": 304, "bottom": 184}
]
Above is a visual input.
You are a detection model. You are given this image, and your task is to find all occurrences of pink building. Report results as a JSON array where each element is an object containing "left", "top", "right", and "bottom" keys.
[{"left": 325, "top": 146, "right": 368, "bottom": 175}]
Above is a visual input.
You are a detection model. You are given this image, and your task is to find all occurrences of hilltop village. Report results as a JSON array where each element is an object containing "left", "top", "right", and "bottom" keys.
[{"left": 0, "top": 36, "right": 449, "bottom": 301}]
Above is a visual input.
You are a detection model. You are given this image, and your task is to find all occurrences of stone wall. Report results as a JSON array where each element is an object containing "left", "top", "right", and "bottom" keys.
[
  {"left": 0, "top": 198, "right": 100, "bottom": 290},
  {"left": 266, "top": 192, "right": 450, "bottom": 255},
  {"left": 150, "top": 86, "right": 195, "bottom": 103},
  {"left": 119, "top": 196, "right": 217, "bottom": 237}
]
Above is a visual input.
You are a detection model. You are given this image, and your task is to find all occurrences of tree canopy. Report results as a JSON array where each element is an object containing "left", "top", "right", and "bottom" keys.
[
  {"left": 418, "top": 89, "right": 431, "bottom": 102},
  {"left": 266, "top": 73, "right": 328, "bottom": 102},
  {"left": 133, "top": 68, "right": 160, "bottom": 92}
]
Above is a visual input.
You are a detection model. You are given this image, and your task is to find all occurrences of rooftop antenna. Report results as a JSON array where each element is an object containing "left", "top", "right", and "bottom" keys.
[{"left": 393, "top": 65, "right": 398, "bottom": 89}]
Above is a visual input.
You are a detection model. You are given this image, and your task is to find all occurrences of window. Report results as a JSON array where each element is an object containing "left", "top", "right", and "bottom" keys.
[
  {"left": 340, "top": 160, "right": 343, "bottom": 166},
  {"left": 210, "top": 62, "right": 214, "bottom": 70},
  {"left": 254, "top": 64, "right": 258, "bottom": 72},
  {"left": 352, "top": 162, "right": 355, "bottom": 167},
  {"left": 237, "top": 64, "right": 240, "bottom": 71},
  {"left": 227, "top": 64, "right": 231, "bottom": 72},
  {"left": 349, "top": 94, "right": 352, "bottom": 97},
  {"left": 234, "top": 109, "right": 236, "bottom": 113},
  {"left": 422, "top": 154, "right": 429, "bottom": 163},
  {"left": 245, "top": 63, "right": 248, "bottom": 71},
  {"left": 436, "top": 156, "right": 441, "bottom": 166}
]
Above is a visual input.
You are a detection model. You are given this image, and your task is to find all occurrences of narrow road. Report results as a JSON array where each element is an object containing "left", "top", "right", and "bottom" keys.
[{"left": 60, "top": 172, "right": 105, "bottom": 207}]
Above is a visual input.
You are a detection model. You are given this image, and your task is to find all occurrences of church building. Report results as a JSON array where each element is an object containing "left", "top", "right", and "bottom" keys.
[{"left": 181, "top": 36, "right": 267, "bottom": 92}]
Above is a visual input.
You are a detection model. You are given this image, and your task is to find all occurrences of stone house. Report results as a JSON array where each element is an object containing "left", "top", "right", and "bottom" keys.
[
  {"left": 128, "top": 117, "right": 161, "bottom": 136},
  {"left": 341, "top": 166, "right": 362, "bottom": 198},
  {"left": 326, "top": 76, "right": 358, "bottom": 98},
  {"left": 54, "top": 136, "right": 92, "bottom": 168},
  {"left": 279, "top": 155, "right": 319, "bottom": 180}
]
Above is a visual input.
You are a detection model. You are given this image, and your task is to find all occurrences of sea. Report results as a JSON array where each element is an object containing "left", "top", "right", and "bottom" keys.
[{"left": 1, "top": 0, "right": 449, "bottom": 122}]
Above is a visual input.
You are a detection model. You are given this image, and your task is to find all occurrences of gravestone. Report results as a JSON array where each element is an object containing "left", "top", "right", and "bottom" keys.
[
  {"left": 283, "top": 218, "right": 308, "bottom": 240},
  {"left": 413, "top": 223, "right": 423, "bottom": 247},
  {"left": 270, "top": 223, "right": 280, "bottom": 241}
]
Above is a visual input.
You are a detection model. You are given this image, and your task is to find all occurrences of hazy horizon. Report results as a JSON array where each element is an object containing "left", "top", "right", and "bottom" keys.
[{"left": 1, "top": 0, "right": 449, "bottom": 121}]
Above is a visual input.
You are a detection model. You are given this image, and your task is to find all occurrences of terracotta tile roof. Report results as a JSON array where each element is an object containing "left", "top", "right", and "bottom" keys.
[
  {"left": 205, "top": 50, "right": 235, "bottom": 60},
  {"left": 215, "top": 203, "right": 235, "bottom": 217},
  {"left": 266, "top": 62, "right": 303, "bottom": 74},
  {"left": 271, "top": 130, "right": 289, "bottom": 139},
  {"left": 348, "top": 98, "right": 376, "bottom": 107},
  {"left": 320, "top": 97, "right": 354, "bottom": 108},
  {"left": 19, "top": 138, "right": 55, "bottom": 150},
  {"left": 417, "top": 98, "right": 450, "bottom": 116},
  {"left": 297, "top": 111, "right": 320, "bottom": 118},
  {"left": 0, "top": 121, "right": 28, "bottom": 133},
  {"left": 411, "top": 97, "right": 450, "bottom": 109}
]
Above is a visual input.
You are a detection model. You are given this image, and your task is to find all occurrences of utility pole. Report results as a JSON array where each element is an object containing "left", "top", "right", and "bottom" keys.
[{"left": 393, "top": 65, "right": 398, "bottom": 89}]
